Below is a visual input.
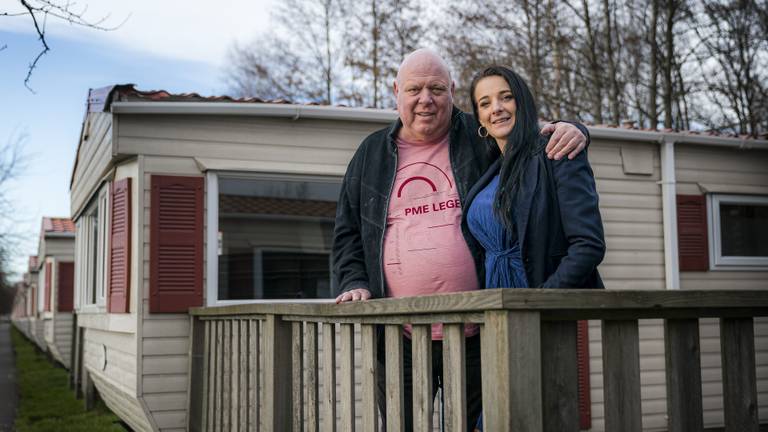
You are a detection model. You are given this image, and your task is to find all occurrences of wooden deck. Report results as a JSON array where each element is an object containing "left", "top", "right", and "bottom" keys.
[{"left": 187, "top": 289, "right": 768, "bottom": 431}]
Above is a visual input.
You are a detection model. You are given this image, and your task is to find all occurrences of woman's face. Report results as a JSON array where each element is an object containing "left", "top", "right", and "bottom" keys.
[{"left": 473, "top": 75, "right": 517, "bottom": 150}]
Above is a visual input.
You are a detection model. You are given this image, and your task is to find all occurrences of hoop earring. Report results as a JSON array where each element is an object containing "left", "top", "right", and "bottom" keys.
[{"left": 478, "top": 126, "right": 489, "bottom": 138}]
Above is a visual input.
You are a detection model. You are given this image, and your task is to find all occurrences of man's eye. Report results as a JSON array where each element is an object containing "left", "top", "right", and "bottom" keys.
[
  {"left": 431, "top": 87, "right": 446, "bottom": 94},
  {"left": 407, "top": 88, "right": 420, "bottom": 94}
]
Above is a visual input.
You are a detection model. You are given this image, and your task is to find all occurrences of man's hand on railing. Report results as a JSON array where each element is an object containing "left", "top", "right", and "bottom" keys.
[{"left": 335, "top": 288, "right": 372, "bottom": 304}]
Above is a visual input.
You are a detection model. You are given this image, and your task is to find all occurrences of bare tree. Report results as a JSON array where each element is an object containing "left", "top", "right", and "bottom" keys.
[
  {"left": 1, "top": 0, "right": 125, "bottom": 92},
  {"left": 695, "top": 0, "right": 768, "bottom": 136}
]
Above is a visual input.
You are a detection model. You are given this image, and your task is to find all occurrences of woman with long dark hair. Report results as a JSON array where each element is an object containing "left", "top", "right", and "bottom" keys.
[{"left": 465, "top": 66, "right": 606, "bottom": 430}]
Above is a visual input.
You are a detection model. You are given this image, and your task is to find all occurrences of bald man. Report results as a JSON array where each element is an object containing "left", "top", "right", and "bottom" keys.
[{"left": 332, "top": 49, "right": 588, "bottom": 431}]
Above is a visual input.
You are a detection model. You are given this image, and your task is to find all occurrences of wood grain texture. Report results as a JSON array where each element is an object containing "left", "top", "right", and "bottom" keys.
[
  {"left": 664, "top": 319, "right": 703, "bottom": 432},
  {"left": 249, "top": 320, "right": 259, "bottom": 431},
  {"left": 214, "top": 321, "right": 223, "bottom": 432},
  {"left": 238, "top": 321, "right": 248, "bottom": 432},
  {"left": 411, "top": 324, "right": 433, "bottom": 432},
  {"left": 339, "top": 324, "right": 355, "bottom": 432},
  {"left": 292, "top": 322, "right": 304, "bottom": 431},
  {"left": 306, "top": 322, "right": 320, "bottom": 432},
  {"left": 230, "top": 320, "right": 240, "bottom": 432},
  {"left": 720, "top": 318, "right": 759, "bottom": 432},
  {"left": 443, "top": 324, "right": 466, "bottom": 432},
  {"left": 263, "top": 314, "right": 293, "bottom": 431},
  {"left": 361, "top": 324, "right": 379, "bottom": 432},
  {"left": 322, "top": 322, "right": 337, "bottom": 432},
  {"left": 481, "top": 311, "right": 542, "bottom": 432},
  {"left": 187, "top": 317, "right": 205, "bottom": 432},
  {"left": 541, "top": 321, "right": 578, "bottom": 432},
  {"left": 222, "top": 320, "right": 231, "bottom": 432},
  {"left": 602, "top": 320, "right": 642, "bottom": 432},
  {"left": 385, "top": 324, "right": 404, "bottom": 432}
]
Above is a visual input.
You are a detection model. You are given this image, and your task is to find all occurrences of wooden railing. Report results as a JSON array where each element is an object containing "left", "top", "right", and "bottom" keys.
[{"left": 187, "top": 289, "right": 768, "bottom": 432}]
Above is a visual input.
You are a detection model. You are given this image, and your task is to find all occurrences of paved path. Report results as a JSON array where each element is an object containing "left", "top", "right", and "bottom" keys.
[{"left": 0, "top": 318, "right": 17, "bottom": 432}]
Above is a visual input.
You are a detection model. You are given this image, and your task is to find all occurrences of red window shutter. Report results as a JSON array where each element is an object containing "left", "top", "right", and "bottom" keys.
[
  {"left": 577, "top": 320, "right": 592, "bottom": 430},
  {"left": 677, "top": 195, "right": 709, "bottom": 271},
  {"left": 44, "top": 262, "right": 52, "bottom": 312},
  {"left": 57, "top": 262, "right": 75, "bottom": 312},
  {"left": 108, "top": 178, "right": 132, "bottom": 313},
  {"left": 150, "top": 175, "right": 204, "bottom": 313}
]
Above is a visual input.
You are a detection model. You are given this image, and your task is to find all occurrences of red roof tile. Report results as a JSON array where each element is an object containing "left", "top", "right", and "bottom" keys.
[{"left": 42, "top": 217, "right": 75, "bottom": 234}]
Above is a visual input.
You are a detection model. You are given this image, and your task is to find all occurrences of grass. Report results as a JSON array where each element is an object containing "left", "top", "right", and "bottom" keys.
[{"left": 11, "top": 327, "right": 126, "bottom": 432}]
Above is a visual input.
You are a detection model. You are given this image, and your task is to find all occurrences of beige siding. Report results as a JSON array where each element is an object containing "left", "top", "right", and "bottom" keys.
[
  {"left": 34, "top": 317, "right": 48, "bottom": 351},
  {"left": 82, "top": 327, "right": 138, "bottom": 394},
  {"left": 90, "top": 371, "right": 153, "bottom": 432},
  {"left": 71, "top": 112, "right": 115, "bottom": 216},
  {"left": 675, "top": 143, "right": 768, "bottom": 428},
  {"left": 52, "top": 312, "right": 73, "bottom": 369},
  {"left": 117, "top": 115, "right": 383, "bottom": 176}
]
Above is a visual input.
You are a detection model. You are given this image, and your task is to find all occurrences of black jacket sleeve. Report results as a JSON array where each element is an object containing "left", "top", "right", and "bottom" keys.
[
  {"left": 541, "top": 148, "right": 605, "bottom": 288},
  {"left": 331, "top": 151, "right": 371, "bottom": 296}
]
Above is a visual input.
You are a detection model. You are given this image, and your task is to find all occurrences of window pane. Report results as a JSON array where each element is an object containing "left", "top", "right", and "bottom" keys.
[
  {"left": 720, "top": 203, "right": 768, "bottom": 257},
  {"left": 217, "top": 177, "right": 339, "bottom": 300}
]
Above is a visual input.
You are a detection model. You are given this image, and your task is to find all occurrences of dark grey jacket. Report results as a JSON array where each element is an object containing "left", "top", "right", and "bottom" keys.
[
  {"left": 332, "top": 107, "right": 494, "bottom": 298},
  {"left": 463, "top": 137, "right": 605, "bottom": 289}
]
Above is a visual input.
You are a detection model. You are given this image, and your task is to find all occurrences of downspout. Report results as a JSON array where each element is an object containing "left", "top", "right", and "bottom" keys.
[{"left": 660, "top": 136, "right": 680, "bottom": 289}]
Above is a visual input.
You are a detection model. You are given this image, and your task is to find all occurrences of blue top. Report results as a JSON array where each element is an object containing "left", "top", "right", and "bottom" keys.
[{"left": 467, "top": 175, "right": 529, "bottom": 289}]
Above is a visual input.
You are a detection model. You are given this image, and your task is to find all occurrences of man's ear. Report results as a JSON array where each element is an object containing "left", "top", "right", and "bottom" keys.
[
  {"left": 450, "top": 80, "right": 456, "bottom": 98},
  {"left": 393, "top": 80, "right": 399, "bottom": 98}
]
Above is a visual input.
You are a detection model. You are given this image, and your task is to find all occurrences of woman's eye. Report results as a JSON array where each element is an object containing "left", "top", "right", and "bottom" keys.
[{"left": 504, "top": 95, "right": 513, "bottom": 101}]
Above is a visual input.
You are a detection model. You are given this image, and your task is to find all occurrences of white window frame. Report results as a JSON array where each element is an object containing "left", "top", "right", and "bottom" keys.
[
  {"left": 206, "top": 171, "right": 340, "bottom": 306},
  {"left": 707, "top": 193, "right": 768, "bottom": 271},
  {"left": 77, "top": 183, "right": 111, "bottom": 311}
]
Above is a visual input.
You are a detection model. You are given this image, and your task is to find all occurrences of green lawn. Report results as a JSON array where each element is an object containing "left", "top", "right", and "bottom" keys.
[{"left": 11, "top": 328, "right": 126, "bottom": 432}]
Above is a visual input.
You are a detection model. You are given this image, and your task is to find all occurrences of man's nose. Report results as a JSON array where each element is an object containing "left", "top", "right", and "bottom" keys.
[{"left": 418, "top": 89, "right": 433, "bottom": 105}]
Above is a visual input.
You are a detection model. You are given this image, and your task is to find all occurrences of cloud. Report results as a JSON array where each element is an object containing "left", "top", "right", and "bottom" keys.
[{"left": 1, "top": 0, "right": 276, "bottom": 67}]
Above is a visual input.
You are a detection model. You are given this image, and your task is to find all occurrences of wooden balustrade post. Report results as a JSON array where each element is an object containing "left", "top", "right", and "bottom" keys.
[
  {"left": 481, "top": 310, "right": 542, "bottom": 432},
  {"left": 540, "top": 321, "right": 579, "bottom": 432},
  {"left": 412, "top": 324, "right": 433, "bottom": 432},
  {"left": 720, "top": 317, "right": 759, "bottom": 432},
  {"left": 361, "top": 324, "right": 379, "bottom": 432},
  {"left": 601, "top": 319, "right": 642, "bottom": 432},
  {"left": 263, "top": 314, "right": 293, "bottom": 431},
  {"left": 385, "top": 324, "right": 405, "bottom": 432},
  {"left": 664, "top": 319, "right": 703, "bottom": 432},
  {"left": 187, "top": 316, "right": 206, "bottom": 432},
  {"left": 443, "top": 323, "right": 467, "bottom": 432}
]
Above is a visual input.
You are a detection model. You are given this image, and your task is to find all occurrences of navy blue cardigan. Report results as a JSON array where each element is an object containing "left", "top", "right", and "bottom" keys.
[{"left": 462, "top": 138, "right": 606, "bottom": 289}]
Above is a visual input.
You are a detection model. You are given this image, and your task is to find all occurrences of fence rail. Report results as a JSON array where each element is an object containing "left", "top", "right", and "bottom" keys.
[{"left": 187, "top": 288, "right": 768, "bottom": 432}]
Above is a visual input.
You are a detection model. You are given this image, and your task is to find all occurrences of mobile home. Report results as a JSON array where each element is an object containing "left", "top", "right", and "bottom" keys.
[{"left": 70, "top": 84, "right": 767, "bottom": 431}]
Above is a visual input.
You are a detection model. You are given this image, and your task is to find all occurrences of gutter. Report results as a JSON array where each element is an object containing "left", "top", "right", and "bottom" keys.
[{"left": 111, "top": 102, "right": 398, "bottom": 124}]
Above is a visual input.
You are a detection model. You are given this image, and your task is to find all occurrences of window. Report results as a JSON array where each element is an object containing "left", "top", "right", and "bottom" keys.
[
  {"left": 708, "top": 194, "right": 768, "bottom": 269},
  {"left": 208, "top": 173, "right": 340, "bottom": 304},
  {"left": 76, "top": 184, "right": 110, "bottom": 307}
]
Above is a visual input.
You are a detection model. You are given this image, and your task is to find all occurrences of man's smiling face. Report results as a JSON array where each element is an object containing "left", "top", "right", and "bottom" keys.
[{"left": 394, "top": 50, "right": 455, "bottom": 143}]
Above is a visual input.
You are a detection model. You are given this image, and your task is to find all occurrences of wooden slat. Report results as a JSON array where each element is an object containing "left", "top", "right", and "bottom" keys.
[
  {"left": 249, "top": 320, "right": 259, "bottom": 431},
  {"left": 292, "top": 322, "right": 304, "bottom": 431},
  {"left": 207, "top": 320, "right": 216, "bottom": 432},
  {"left": 385, "top": 324, "right": 404, "bottom": 432},
  {"left": 263, "top": 314, "right": 293, "bottom": 431},
  {"left": 411, "top": 324, "right": 432, "bottom": 432},
  {"left": 602, "top": 320, "right": 641, "bottom": 432},
  {"left": 322, "top": 322, "right": 337, "bottom": 432},
  {"left": 443, "top": 323, "right": 466, "bottom": 432},
  {"left": 361, "top": 324, "right": 379, "bottom": 432},
  {"left": 339, "top": 324, "right": 355, "bottom": 432},
  {"left": 188, "top": 317, "right": 206, "bottom": 432},
  {"left": 282, "top": 313, "right": 485, "bottom": 325},
  {"left": 720, "top": 317, "right": 759, "bottom": 432},
  {"left": 481, "top": 311, "right": 542, "bottom": 431},
  {"left": 214, "top": 320, "right": 223, "bottom": 432},
  {"left": 238, "top": 320, "right": 248, "bottom": 432},
  {"left": 306, "top": 322, "right": 320, "bottom": 432},
  {"left": 222, "top": 320, "right": 231, "bottom": 432},
  {"left": 664, "top": 319, "right": 703, "bottom": 432},
  {"left": 201, "top": 320, "right": 211, "bottom": 431},
  {"left": 230, "top": 320, "right": 240, "bottom": 432},
  {"left": 541, "top": 321, "right": 578, "bottom": 432}
]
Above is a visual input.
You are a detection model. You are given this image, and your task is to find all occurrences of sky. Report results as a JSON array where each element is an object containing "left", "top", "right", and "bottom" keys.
[{"left": 0, "top": 0, "right": 276, "bottom": 278}]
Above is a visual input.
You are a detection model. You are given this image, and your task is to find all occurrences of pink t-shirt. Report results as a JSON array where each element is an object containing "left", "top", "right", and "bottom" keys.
[{"left": 383, "top": 132, "right": 479, "bottom": 340}]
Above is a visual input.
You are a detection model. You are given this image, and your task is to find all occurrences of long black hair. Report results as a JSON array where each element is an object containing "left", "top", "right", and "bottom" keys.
[{"left": 469, "top": 65, "right": 542, "bottom": 231}]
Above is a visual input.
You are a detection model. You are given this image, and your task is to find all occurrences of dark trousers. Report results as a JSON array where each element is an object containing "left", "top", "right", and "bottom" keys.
[{"left": 376, "top": 333, "right": 482, "bottom": 432}]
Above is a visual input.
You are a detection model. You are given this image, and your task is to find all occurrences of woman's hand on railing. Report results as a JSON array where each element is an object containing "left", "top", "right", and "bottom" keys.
[{"left": 335, "top": 288, "right": 372, "bottom": 303}]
